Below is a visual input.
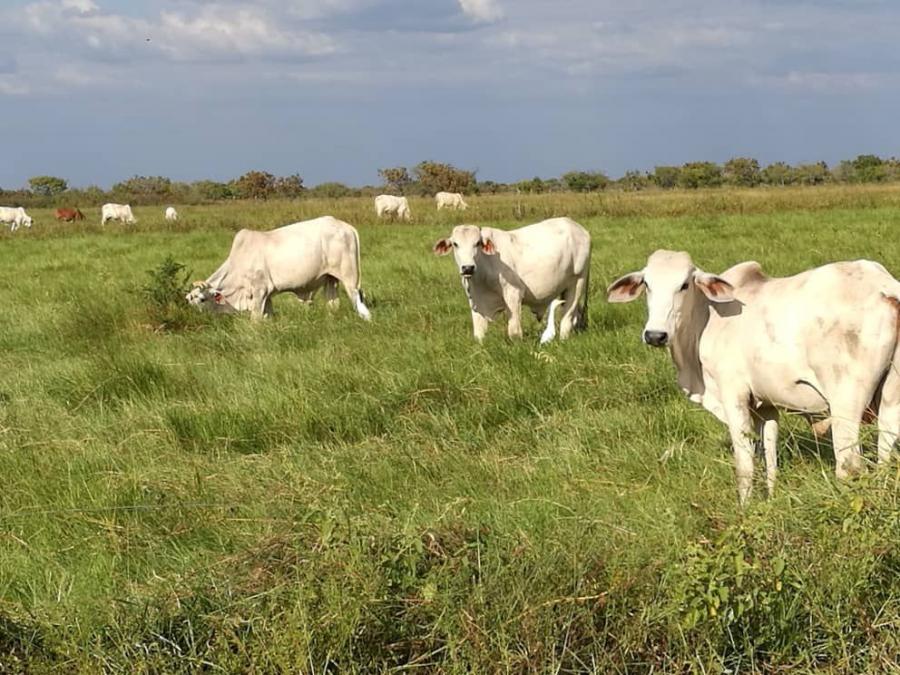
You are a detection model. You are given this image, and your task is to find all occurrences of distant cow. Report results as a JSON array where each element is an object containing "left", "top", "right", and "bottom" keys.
[
  {"left": 55, "top": 208, "right": 84, "bottom": 222},
  {"left": 608, "top": 250, "right": 900, "bottom": 504},
  {"left": 0, "top": 206, "right": 33, "bottom": 232},
  {"left": 435, "top": 192, "right": 468, "bottom": 210},
  {"left": 375, "top": 195, "right": 411, "bottom": 221},
  {"left": 186, "top": 215, "right": 371, "bottom": 321},
  {"left": 165, "top": 206, "right": 178, "bottom": 222},
  {"left": 101, "top": 203, "right": 136, "bottom": 225},
  {"left": 433, "top": 217, "right": 591, "bottom": 342}
]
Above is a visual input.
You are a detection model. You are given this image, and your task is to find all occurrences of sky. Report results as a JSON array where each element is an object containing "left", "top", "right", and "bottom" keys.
[{"left": 1, "top": 0, "right": 899, "bottom": 188}]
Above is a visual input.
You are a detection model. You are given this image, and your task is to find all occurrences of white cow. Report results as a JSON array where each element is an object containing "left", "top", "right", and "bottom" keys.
[
  {"left": 0, "top": 206, "right": 33, "bottom": 231},
  {"left": 374, "top": 195, "right": 411, "bottom": 221},
  {"left": 433, "top": 217, "right": 591, "bottom": 342},
  {"left": 435, "top": 192, "right": 469, "bottom": 210},
  {"left": 608, "top": 250, "right": 900, "bottom": 504},
  {"left": 165, "top": 206, "right": 178, "bottom": 222},
  {"left": 186, "top": 215, "right": 371, "bottom": 321},
  {"left": 101, "top": 203, "right": 136, "bottom": 225}
]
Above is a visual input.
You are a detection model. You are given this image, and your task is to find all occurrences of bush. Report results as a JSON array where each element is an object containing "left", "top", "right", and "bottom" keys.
[{"left": 139, "top": 256, "right": 199, "bottom": 332}]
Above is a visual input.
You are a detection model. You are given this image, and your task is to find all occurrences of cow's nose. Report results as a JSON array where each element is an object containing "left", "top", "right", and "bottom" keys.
[
  {"left": 460, "top": 265, "right": 476, "bottom": 277},
  {"left": 643, "top": 330, "right": 669, "bottom": 347}
]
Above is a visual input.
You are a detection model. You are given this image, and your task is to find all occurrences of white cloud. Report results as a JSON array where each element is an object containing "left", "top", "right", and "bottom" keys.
[
  {"left": 60, "top": 0, "right": 97, "bottom": 12},
  {"left": 0, "top": 77, "right": 30, "bottom": 96},
  {"left": 751, "top": 70, "right": 886, "bottom": 93},
  {"left": 157, "top": 6, "right": 336, "bottom": 60},
  {"left": 459, "top": 0, "right": 503, "bottom": 23},
  {"left": 18, "top": 1, "right": 336, "bottom": 61}
]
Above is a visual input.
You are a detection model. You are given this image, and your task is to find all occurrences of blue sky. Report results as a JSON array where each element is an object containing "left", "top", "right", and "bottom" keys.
[{"left": 1, "top": 0, "right": 899, "bottom": 188}]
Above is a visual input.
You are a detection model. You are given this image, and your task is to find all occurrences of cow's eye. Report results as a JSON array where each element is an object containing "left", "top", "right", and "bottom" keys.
[
  {"left": 452, "top": 242, "right": 458, "bottom": 248},
  {"left": 680, "top": 281, "right": 690, "bottom": 291}
]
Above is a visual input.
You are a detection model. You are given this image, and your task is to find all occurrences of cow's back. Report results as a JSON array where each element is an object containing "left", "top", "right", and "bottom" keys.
[
  {"left": 490, "top": 217, "right": 591, "bottom": 302},
  {"left": 249, "top": 216, "right": 358, "bottom": 290},
  {"left": 704, "top": 260, "right": 900, "bottom": 410}
]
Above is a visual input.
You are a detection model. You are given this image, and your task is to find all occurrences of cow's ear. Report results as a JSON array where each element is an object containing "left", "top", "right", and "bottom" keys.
[
  {"left": 433, "top": 238, "right": 452, "bottom": 256},
  {"left": 606, "top": 272, "right": 645, "bottom": 303},
  {"left": 694, "top": 272, "right": 735, "bottom": 303},
  {"left": 214, "top": 292, "right": 224, "bottom": 304},
  {"left": 481, "top": 236, "right": 496, "bottom": 255}
]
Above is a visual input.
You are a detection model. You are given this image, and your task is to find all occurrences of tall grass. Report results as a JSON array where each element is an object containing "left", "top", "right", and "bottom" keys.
[{"left": 0, "top": 188, "right": 897, "bottom": 672}]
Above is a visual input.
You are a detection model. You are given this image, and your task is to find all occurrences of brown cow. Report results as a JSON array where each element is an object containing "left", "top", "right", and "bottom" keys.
[{"left": 55, "top": 208, "right": 84, "bottom": 222}]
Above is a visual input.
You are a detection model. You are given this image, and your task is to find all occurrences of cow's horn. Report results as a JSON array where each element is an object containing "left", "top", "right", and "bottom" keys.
[{"left": 192, "top": 280, "right": 208, "bottom": 288}]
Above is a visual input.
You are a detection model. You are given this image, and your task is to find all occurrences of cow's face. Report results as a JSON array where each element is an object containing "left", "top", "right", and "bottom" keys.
[
  {"left": 432, "top": 225, "right": 495, "bottom": 278},
  {"left": 607, "top": 250, "right": 734, "bottom": 347},
  {"left": 185, "top": 281, "right": 228, "bottom": 312},
  {"left": 22, "top": 216, "right": 33, "bottom": 228}
]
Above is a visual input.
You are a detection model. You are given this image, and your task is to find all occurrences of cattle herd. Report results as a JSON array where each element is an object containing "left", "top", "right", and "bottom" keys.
[{"left": 4, "top": 192, "right": 899, "bottom": 505}]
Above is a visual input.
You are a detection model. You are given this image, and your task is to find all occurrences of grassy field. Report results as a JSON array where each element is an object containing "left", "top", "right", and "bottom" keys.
[{"left": 0, "top": 186, "right": 898, "bottom": 672}]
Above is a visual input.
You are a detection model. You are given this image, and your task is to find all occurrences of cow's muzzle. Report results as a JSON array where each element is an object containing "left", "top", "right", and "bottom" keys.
[
  {"left": 460, "top": 265, "right": 476, "bottom": 278},
  {"left": 643, "top": 330, "right": 669, "bottom": 347}
]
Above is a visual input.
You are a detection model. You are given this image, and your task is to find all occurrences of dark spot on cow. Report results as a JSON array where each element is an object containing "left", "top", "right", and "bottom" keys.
[{"left": 843, "top": 330, "right": 860, "bottom": 355}]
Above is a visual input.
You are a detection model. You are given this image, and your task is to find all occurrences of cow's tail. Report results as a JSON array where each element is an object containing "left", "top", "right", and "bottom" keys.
[
  {"left": 353, "top": 226, "right": 371, "bottom": 321},
  {"left": 575, "top": 261, "right": 590, "bottom": 332}
]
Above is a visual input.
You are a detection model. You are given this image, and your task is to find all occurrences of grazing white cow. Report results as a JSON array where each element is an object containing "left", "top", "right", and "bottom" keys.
[
  {"left": 165, "top": 206, "right": 178, "bottom": 222},
  {"left": 435, "top": 192, "right": 469, "bottom": 210},
  {"left": 101, "top": 203, "right": 136, "bottom": 225},
  {"left": 607, "top": 250, "right": 900, "bottom": 504},
  {"left": 433, "top": 217, "right": 591, "bottom": 342},
  {"left": 0, "top": 206, "right": 33, "bottom": 231},
  {"left": 185, "top": 215, "right": 371, "bottom": 321},
  {"left": 374, "top": 195, "right": 411, "bottom": 221}
]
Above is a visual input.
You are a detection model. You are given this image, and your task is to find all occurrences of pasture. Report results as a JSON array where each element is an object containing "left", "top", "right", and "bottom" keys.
[{"left": 0, "top": 188, "right": 898, "bottom": 672}]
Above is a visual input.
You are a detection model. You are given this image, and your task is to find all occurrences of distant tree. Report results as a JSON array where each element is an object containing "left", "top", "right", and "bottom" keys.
[
  {"left": 478, "top": 180, "right": 503, "bottom": 194},
  {"left": 884, "top": 157, "right": 900, "bottom": 182},
  {"left": 794, "top": 162, "right": 830, "bottom": 186},
  {"left": 414, "top": 161, "right": 476, "bottom": 194},
  {"left": 516, "top": 176, "right": 547, "bottom": 193},
  {"left": 274, "top": 174, "right": 305, "bottom": 198},
  {"left": 234, "top": 171, "right": 276, "bottom": 200},
  {"left": 761, "top": 162, "right": 795, "bottom": 187},
  {"left": 618, "top": 170, "right": 650, "bottom": 191},
  {"left": 28, "top": 175, "right": 68, "bottom": 197},
  {"left": 378, "top": 167, "right": 412, "bottom": 194},
  {"left": 112, "top": 175, "right": 172, "bottom": 203},
  {"left": 561, "top": 170, "right": 609, "bottom": 192},
  {"left": 192, "top": 180, "right": 234, "bottom": 201},
  {"left": 650, "top": 166, "right": 680, "bottom": 189},
  {"left": 723, "top": 157, "right": 761, "bottom": 187},
  {"left": 847, "top": 154, "right": 887, "bottom": 183},
  {"left": 542, "top": 178, "right": 563, "bottom": 193},
  {"left": 678, "top": 162, "right": 723, "bottom": 189},
  {"left": 309, "top": 182, "right": 353, "bottom": 199}
]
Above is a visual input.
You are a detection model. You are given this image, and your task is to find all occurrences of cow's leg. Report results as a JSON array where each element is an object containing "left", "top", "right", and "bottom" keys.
[
  {"left": 754, "top": 405, "right": 779, "bottom": 498},
  {"left": 829, "top": 396, "right": 867, "bottom": 478},
  {"left": 294, "top": 289, "right": 316, "bottom": 305},
  {"left": 723, "top": 395, "right": 755, "bottom": 506},
  {"left": 502, "top": 289, "right": 523, "bottom": 339},
  {"left": 324, "top": 277, "right": 340, "bottom": 309},
  {"left": 559, "top": 277, "right": 587, "bottom": 340},
  {"left": 332, "top": 270, "right": 370, "bottom": 321},
  {"left": 877, "top": 363, "right": 900, "bottom": 465},
  {"left": 471, "top": 311, "right": 489, "bottom": 341}
]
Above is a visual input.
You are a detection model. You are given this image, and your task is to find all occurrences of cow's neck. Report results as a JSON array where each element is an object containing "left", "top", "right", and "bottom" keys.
[{"left": 669, "top": 286, "right": 710, "bottom": 399}]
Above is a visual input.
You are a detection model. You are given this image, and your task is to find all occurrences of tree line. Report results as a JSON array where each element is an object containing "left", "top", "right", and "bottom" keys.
[{"left": 4, "top": 155, "right": 900, "bottom": 207}]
